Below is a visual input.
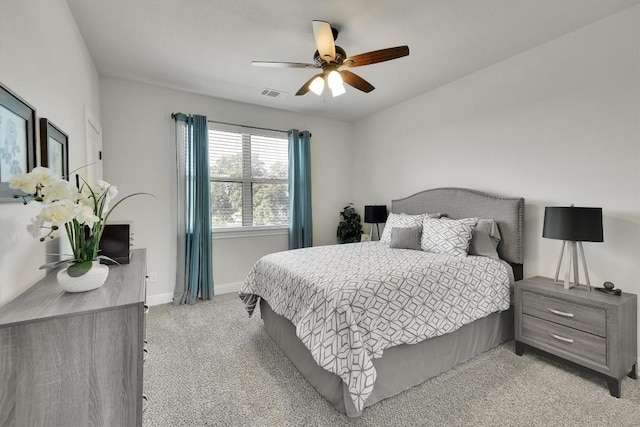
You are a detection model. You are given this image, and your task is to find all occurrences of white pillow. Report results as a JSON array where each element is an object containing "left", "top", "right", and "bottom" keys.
[
  {"left": 380, "top": 212, "right": 440, "bottom": 245},
  {"left": 421, "top": 217, "right": 479, "bottom": 256}
]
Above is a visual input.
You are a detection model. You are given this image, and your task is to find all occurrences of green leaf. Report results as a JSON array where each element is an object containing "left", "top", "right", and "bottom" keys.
[
  {"left": 67, "top": 260, "right": 93, "bottom": 277},
  {"left": 39, "top": 258, "right": 77, "bottom": 270},
  {"left": 85, "top": 233, "right": 96, "bottom": 249}
]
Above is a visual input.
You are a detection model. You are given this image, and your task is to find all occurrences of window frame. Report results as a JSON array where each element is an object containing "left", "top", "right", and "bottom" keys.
[{"left": 208, "top": 121, "right": 289, "bottom": 233}]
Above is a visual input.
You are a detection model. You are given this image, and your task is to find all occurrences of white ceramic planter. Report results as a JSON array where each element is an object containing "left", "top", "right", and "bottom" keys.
[{"left": 57, "top": 260, "right": 109, "bottom": 293}]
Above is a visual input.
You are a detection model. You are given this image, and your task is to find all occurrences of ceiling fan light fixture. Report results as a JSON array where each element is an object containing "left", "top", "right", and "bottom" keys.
[
  {"left": 327, "top": 70, "right": 345, "bottom": 97},
  {"left": 327, "top": 70, "right": 343, "bottom": 89},
  {"left": 309, "top": 76, "right": 325, "bottom": 95},
  {"left": 331, "top": 84, "right": 346, "bottom": 97}
]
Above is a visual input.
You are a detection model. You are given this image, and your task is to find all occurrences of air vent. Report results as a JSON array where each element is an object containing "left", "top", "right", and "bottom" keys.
[{"left": 259, "top": 88, "right": 287, "bottom": 100}]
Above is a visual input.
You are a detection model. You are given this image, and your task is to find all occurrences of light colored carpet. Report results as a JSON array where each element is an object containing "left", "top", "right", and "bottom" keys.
[{"left": 143, "top": 293, "right": 640, "bottom": 426}]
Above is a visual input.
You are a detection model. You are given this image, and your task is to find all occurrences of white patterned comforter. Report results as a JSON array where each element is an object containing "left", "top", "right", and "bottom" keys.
[{"left": 240, "top": 242, "right": 511, "bottom": 413}]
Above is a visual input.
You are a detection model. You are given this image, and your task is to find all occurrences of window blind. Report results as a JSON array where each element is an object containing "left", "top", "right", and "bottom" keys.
[{"left": 208, "top": 122, "right": 289, "bottom": 228}]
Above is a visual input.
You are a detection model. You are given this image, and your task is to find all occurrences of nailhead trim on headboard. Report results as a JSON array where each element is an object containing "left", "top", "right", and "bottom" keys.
[{"left": 391, "top": 187, "right": 524, "bottom": 265}]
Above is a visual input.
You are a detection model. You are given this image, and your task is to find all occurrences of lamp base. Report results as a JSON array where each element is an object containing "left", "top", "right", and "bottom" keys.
[
  {"left": 553, "top": 241, "right": 592, "bottom": 290},
  {"left": 370, "top": 223, "right": 381, "bottom": 241}
]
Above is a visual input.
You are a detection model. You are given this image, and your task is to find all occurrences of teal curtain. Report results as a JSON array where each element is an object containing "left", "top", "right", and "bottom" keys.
[
  {"left": 288, "top": 129, "right": 313, "bottom": 249},
  {"left": 173, "top": 113, "right": 213, "bottom": 304}
]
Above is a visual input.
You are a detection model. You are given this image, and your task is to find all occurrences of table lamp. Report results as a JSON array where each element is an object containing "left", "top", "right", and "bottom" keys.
[
  {"left": 543, "top": 205, "right": 603, "bottom": 290},
  {"left": 364, "top": 205, "right": 387, "bottom": 241}
]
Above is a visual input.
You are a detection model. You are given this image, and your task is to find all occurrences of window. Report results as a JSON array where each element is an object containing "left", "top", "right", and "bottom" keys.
[{"left": 208, "top": 122, "right": 289, "bottom": 229}]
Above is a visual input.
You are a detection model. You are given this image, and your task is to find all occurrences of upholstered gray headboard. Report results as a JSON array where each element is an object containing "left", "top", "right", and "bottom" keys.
[{"left": 392, "top": 188, "right": 524, "bottom": 279}]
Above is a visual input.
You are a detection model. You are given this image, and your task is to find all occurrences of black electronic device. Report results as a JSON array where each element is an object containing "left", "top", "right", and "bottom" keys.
[
  {"left": 594, "top": 281, "right": 621, "bottom": 296},
  {"left": 99, "top": 223, "right": 131, "bottom": 264}
]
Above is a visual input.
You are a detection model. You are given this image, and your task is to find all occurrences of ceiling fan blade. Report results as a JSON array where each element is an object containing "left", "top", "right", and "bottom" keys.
[
  {"left": 295, "top": 73, "right": 324, "bottom": 96},
  {"left": 312, "top": 20, "right": 336, "bottom": 62},
  {"left": 341, "top": 45, "right": 409, "bottom": 68},
  {"left": 340, "top": 70, "right": 375, "bottom": 93},
  {"left": 252, "top": 61, "right": 317, "bottom": 69}
]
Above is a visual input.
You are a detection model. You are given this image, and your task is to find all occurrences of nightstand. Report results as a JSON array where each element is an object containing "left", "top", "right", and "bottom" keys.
[{"left": 514, "top": 276, "right": 637, "bottom": 397}]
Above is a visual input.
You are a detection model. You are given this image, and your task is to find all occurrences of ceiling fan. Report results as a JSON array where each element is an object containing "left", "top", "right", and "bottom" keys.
[{"left": 252, "top": 21, "right": 409, "bottom": 97}]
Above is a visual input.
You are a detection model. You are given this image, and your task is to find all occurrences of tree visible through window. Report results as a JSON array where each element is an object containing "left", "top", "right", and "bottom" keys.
[{"left": 208, "top": 122, "right": 289, "bottom": 228}]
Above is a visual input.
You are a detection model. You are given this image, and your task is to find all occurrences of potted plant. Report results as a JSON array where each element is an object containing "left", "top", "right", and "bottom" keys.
[
  {"left": 337, "top": 205, "right": 363, "bottom": 243},
  {"left": 10, "top": 166, "right": 150, "bottom": 292}
]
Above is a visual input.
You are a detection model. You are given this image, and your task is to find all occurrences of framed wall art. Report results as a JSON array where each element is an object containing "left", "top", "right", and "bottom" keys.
[
  {"left": 0, "top": 82, "right": 37, "bottom": 202},
  {"left": 40, "top": 118, "right": 69, "bottom": 180}
]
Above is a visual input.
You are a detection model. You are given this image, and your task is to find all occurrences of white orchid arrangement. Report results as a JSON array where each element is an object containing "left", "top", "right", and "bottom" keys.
[{"left": 10, "top": 166, "right": 149, "bottom": 277}]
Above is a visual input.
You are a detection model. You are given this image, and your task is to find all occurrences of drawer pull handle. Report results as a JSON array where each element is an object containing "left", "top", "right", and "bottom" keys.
[
  {"left": 144, "top": 304, "right": 149, "bottom": 314},
  {"left": 549, "top": 332, "right": 574, "bottom": 344},
  {"left": 548, "top": 308, "right": 573, "bottom": 318}
]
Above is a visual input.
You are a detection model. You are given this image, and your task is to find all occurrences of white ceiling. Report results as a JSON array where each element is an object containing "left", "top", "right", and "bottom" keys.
[{"left": 67, "top": 0, "right": 639, "bottom": 122}]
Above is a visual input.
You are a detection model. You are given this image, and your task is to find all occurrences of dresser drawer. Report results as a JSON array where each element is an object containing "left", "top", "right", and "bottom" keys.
[
  {"left": 522, "top": 314, "right": 606, "bottom": 365},
  {"left": 522, "top": 291, "right": 606, "bottom": 336}
]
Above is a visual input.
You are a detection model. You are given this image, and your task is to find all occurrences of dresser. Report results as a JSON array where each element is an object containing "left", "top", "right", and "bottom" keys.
[
  {"left": 0, "top": 249, "right": 148, "bottom": 426},
  {"left": 514, "top": 276, "right": 637, "bottom": 397}
]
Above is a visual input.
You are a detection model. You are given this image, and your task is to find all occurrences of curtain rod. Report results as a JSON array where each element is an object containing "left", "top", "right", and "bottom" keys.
[
  {"left": 209, "top": 120, "right": 283, "bottom": 134},
  {"left": 172, "top": 115, "right": 311, "bottom": 137},
  {"left": 210, "top": 120, "right": 312, "bottom": 137}
]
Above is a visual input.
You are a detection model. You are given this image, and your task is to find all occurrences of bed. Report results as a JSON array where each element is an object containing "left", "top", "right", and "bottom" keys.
[{"left": 240, "top": 187, "right": 524, "bottom": 417}]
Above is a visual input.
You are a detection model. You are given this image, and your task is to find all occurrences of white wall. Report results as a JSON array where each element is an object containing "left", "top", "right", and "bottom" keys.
[
  {"left": 0, "top": 0, "right": 101, "bottom": 305},
  {"left": 353, "top": 7, "right": 640, "bottom": 338},
  {"left": 99, "top": 77, "right": 353, "bottom": 302}
]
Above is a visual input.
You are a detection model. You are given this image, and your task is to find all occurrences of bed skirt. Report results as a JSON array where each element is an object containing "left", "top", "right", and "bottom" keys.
[{"left": 260, "top": 298, "right": 514, "bottom": 417}]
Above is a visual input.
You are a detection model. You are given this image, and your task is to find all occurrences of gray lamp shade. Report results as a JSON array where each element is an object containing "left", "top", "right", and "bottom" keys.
[
  {"left": 364, "top": 205, "right": 388, "bottom": 224},
  {"left": 543, "top": 206, "right": 603, "bottom": 242}
]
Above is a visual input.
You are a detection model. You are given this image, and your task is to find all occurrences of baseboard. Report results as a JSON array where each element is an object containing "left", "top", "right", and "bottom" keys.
[
  {"left": 215, "top": 281, "right": 243, "bottom": 295},
  {"left": 146, "top": 293, "right": 173, "bottom": 306},
  {"left": 146, "top": 282, "right": 242, "bottom": 306}
]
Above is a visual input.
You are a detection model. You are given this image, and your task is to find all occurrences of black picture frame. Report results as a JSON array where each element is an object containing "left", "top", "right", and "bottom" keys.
[
  {"left": 40, "top": 118, "right": 69, "bottom": 180},
  {"left": 0, "top": 82, "right": 37, "bottom": 202}
]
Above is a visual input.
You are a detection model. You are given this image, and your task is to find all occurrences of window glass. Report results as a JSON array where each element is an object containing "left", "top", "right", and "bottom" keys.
[{"left": 208, "top": 122, "right": 289, "bottom": 228}]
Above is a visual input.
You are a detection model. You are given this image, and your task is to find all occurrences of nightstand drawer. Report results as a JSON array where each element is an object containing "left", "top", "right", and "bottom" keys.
[
  {"left": 522, "top": 314, "right": 606, "bottom": 365},
  {"left": 522, "top": 291, "right": 606, "bottom": 336}
]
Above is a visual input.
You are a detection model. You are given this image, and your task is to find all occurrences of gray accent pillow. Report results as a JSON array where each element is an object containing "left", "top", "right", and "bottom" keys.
[
  {"left": 389, "top": 226, "right": 423, "bottom": 250},
  {"left": 421, "top": 217, "right": 479, "bottom": 256},
  {"left": 468, "top": 219, "right": 502, "bottom": 260}
]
